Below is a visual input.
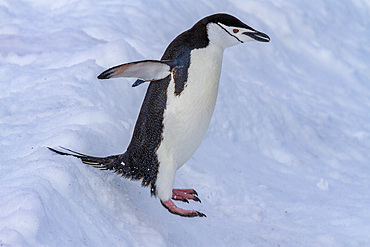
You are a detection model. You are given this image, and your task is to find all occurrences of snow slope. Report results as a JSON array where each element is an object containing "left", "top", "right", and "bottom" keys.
[{"left": 1, "top": 0, "right": 370, "bottom": 246}]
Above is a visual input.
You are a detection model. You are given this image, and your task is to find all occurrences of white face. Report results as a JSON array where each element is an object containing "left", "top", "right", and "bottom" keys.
[{"left": 207, "top": 22, "right": 269, "bottom": 49}]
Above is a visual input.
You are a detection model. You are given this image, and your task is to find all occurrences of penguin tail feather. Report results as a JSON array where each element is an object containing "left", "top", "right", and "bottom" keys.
[{"left": 48, "top": 146, "right": 126, "bottom": 173}]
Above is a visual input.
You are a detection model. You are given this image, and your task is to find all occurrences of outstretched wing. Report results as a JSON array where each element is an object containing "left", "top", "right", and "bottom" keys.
[{"left": 97, "top": 60, "right": 172, "bottom": 83}]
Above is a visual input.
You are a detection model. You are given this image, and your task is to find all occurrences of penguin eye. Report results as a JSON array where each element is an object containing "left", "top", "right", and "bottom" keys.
[{"left": 233, "top": 29, "right": 239, "bottom": 33}]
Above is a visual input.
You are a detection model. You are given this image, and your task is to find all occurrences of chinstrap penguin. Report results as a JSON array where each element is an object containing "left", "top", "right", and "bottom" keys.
[{"left": 49, "top": 13, "right": 270, "bottom": 217}]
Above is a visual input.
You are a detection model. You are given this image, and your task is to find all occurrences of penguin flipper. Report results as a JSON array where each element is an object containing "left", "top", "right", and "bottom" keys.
[{"left": 97, "top": 60, "right": 172, "bottom": 82}]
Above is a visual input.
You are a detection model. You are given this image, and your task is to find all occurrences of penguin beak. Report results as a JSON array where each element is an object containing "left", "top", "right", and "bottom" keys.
[{"left": 243, "top": 30, "right": 270, "bottom": 42}]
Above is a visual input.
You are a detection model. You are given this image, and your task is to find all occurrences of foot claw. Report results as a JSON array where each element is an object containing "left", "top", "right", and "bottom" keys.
[
  {"left": 193, "top": 195, "right": 201, "bottom": 203},
  {"left": 191, "top": 189, "right": 198, "bottom": 196},
  {"left": 182, "top": 198, "right": 190, "bottom": 204},
  {"left": 196, "top": 211, "right": 207, "bottom": 217}
]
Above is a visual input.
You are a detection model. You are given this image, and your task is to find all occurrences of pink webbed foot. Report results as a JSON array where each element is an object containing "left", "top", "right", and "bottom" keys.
[
  {"left": 161, "top": 199, "right": 206, "bottom": 218},
  {"left": 172, "top": 189, "right": 201, "bottom": 203}
]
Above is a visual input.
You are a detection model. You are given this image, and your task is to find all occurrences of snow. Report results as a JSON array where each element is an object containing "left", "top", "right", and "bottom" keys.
[{"left": 1, "top": 0, "right": 370, "bottom": 246}]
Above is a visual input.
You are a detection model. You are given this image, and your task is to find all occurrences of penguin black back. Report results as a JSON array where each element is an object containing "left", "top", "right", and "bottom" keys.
[{"left": 123, "top": 75, "right": 171, "bottom": 193}]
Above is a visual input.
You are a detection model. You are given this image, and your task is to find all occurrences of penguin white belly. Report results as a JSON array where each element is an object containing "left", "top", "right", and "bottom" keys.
[
  {"left": 155, "top": 46, "right": 224, "bottom": 200},
  {"left": 164, "top": 46, "right": 223, "bottom": 166}
]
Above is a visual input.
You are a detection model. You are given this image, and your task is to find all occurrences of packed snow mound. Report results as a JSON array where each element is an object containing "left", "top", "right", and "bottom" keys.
[{"left": 1, "top": 0, "right": 369, "bottom": 246}]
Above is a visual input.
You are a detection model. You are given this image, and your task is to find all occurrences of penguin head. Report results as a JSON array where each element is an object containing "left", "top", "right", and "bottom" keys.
[{"left": 201, "top": 13, "right": 270, "bottom": 49}]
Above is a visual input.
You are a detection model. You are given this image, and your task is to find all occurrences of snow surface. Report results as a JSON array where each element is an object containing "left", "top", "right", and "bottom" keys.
[{"left": 1, "top": 0, "right": 370, "bottom": 246}]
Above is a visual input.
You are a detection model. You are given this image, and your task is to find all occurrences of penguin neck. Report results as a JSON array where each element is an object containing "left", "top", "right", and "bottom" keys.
[{"left": 188, "top": 44, "right": 225, "bottom": 89}]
